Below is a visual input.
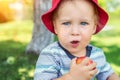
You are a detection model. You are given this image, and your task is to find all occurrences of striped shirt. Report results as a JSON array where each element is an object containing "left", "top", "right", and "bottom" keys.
[{"left": 34, "top": 41, "right": 114, "bottom": 80}]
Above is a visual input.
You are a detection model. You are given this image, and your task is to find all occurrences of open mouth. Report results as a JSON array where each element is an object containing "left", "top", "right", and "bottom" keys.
[
  {"left": 71, "top": 41, "right": 79, "bottom": 44},
  {"left": 70, "top": 40, "right": 79, "bottom": 48}
]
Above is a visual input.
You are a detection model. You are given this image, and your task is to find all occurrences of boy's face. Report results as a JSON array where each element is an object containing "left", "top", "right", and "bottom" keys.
[{"left": 53, "top": 0, "right": 97, "bottom": 56}]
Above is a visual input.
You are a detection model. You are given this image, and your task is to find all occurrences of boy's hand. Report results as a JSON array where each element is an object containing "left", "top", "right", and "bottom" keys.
[
  {"left": 76, "top": 56, "right": 96, "bottom": 70},
  {"left": 68, "top": 57, "right": 98, "bottom": 80}
]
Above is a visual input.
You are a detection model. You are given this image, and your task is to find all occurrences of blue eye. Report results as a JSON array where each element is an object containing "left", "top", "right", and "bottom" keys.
[
  {"left": 62, "top": 22, "right": 70, "bottom": 26},
  {"left": 80, "top": 22, "right": 88, "bottom": 26}
]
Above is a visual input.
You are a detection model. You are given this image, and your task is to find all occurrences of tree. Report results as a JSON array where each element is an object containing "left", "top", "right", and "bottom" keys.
[{"left": 26, "top": 0, "right": 53, "bottom": 54}]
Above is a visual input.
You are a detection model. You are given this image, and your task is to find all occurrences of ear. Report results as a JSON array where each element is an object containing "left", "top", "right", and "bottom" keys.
[
  {"left": 53, "top": 21, "right": 58, "bottom": 34},
  {"left": 92, "top": 24, "right": 97, "bottom": 34}
]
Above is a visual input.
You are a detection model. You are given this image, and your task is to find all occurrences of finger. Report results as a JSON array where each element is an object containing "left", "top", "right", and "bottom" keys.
[
  {"left": 89, "top": 68, "right": 98, "bottom": 77},
  {"left": 81, "top": 57, "right": 91, "bottom": 65},
  {"left": 71, "top": 58, "right": 77, "bottom": 65},
  {"left": 88, "top": 62, "right": 97, "bottom": 71}
]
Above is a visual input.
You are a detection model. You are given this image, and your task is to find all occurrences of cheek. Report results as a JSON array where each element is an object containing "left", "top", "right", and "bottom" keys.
[
  {"left": 55, "top": 26, "right": 68, "bottom": 35},
  {"left": 83, "top": 35, "right": 92, "bottom": 41},
  {"left": 57, "top": 30, "right": 69, "bottom": 43},
  {"left": 81, "top": 31, "right": 92, "bottom": 42},
  {"left": 87, "top": 27, "right": 96, "bottom": 35},
  {"left": 54, "top": 24, "right": 63, "bottom": 34}
]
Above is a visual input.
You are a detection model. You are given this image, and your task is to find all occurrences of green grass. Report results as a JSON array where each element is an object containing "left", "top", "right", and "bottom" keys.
[
  {"left": 0, "top": 20, "right": 38, "bottom": 80},
  {"left": 0, "top": 18, "right": 120, "bottom": 80}
]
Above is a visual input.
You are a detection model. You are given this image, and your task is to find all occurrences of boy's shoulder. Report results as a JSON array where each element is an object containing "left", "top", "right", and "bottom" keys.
[
  {"left": 41, "top": 41, "right": 63, "bottom": 54},
  {"left": 88, "top": 44, "right": 105, "bottom": 59},
  {"left": 43, "top": 41, "right": 60, "bottom": 50},
  {"left": 88, "top": 44, "right": 103, "bottom": 52}
]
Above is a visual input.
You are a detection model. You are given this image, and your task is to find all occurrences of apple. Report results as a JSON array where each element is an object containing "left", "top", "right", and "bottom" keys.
[
  {"left": 76, "top": 56, "right": 86, "bottom": 64},
  {"left": 76, "top": 56, "right": 96, "bottom": 70}
]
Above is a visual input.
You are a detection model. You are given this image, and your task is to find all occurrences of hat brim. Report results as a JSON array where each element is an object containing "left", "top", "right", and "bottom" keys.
[
  {"left": 42, "top": 0, "right": 109, "bottom": 34},
  {"left": 42, "top": 0, "right": 60, "bottom": 34},
  {"left": 93, "top": 1, "right": 109, "bottom": 34}
]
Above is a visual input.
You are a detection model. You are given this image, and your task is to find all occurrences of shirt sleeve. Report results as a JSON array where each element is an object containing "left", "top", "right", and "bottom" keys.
[
  {"left": 34, "top": 48, "right": 60, "bottom": 80},
  {"left": 95, "top": 49, "right": 114, "bottom": 80}
]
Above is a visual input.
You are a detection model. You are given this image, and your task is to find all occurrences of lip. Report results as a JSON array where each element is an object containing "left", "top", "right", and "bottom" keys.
[{"left": 70, "top": 40, "right": 80, "bottom": 48}]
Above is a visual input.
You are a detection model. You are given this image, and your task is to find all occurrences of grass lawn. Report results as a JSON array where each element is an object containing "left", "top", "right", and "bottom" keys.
[
  {"left": 0, "top": 19, "right": 120, "bottom": 80},
  {"left": 0, "top": 20, "right": 38, "bottom": 80}
]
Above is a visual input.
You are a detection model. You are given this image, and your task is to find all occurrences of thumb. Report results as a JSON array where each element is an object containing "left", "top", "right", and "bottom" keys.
[{"left": 71, "top": 58, "right": 77, "bottom": 65}]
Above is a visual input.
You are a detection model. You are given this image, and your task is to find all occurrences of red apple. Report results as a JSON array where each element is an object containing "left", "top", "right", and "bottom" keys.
[
  {"left": 76, "top": 57, "right": 96, "bottom": 70},
  {"left": 76, "top": 56, "right": 86, "bottom": 64}
]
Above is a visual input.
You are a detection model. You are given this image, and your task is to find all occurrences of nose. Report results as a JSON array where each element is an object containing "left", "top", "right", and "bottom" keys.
[{"left": 71, "top": 25, "right": 80, "bottom": 36}]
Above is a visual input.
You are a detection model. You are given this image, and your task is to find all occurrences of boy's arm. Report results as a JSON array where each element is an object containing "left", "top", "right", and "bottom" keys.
[
  {"left": 55, "top": 74, "right": 73, "bottom": 80},
  {"left": 107, "top": 73, "right": 120, "bottom": 80}
]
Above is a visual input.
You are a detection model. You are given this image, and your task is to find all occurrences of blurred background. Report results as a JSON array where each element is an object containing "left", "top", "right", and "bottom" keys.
[{"left": 0, "top": 0, "right": 120, "bottom": 80}]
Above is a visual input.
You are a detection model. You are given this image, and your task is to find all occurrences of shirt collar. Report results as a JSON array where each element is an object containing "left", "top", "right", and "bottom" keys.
[{"left": 58, "top": 42, "right": 92, "bottom": 60}]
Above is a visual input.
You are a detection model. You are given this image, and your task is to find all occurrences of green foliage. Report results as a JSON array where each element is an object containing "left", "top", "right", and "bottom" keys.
[
  {"left": 98, "top": 0, "right": 107, "bottom": 10},
  {"left": 106, "top": 0, "right": 120, "bottom": 12},
  {"left": 98, "top": 0, "right": 120, "bottom": 16}
]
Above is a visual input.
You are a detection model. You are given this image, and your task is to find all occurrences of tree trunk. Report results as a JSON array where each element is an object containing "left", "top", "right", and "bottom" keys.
[{"left": 26, "top": 0, "right": 53, "bottom": 54}]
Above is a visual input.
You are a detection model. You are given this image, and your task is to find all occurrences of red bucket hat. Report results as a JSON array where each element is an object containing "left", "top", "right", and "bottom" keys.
[{"left": 42, "top": 0, "right": 109, "bottom": 34}]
